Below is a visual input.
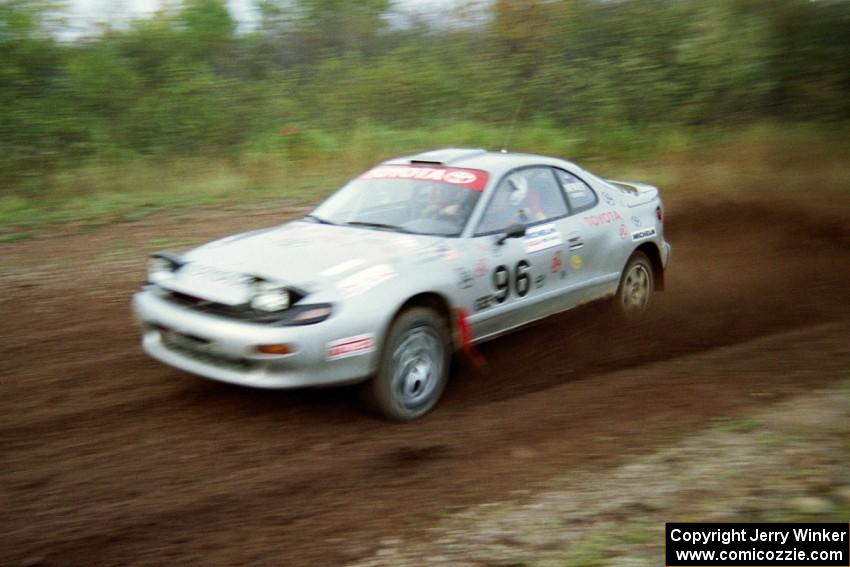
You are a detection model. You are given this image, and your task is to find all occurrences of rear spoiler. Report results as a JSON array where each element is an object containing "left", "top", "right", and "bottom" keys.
[{"left": 605, "top": 179, "right": 659, "bottom": 207}]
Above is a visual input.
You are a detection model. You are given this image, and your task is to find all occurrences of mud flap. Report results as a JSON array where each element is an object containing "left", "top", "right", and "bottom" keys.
[{"left": 454, "top": 308, "right": 489, "bottom": 375}]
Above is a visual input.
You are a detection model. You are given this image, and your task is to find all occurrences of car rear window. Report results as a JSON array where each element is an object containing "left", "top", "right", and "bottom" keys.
[{"left": 554, "top": 169, "right": 597, "bottom": 213}]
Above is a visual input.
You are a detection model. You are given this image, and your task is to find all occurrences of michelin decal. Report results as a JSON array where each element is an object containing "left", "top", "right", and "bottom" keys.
[
  {"left": 524, "top": 223, "right": 563, "bottom": 253},
  {"left": 631, "top": 227, "right": 657, "bottom": 242}
]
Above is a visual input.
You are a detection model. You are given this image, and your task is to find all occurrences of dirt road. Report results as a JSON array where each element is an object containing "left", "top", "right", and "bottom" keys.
[{"left": 3, "top": 192, "right": 850, "bottom": 566}]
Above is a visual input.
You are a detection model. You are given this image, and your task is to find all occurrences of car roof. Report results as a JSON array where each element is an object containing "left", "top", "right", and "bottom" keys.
[{"left": 382, "top": 147, "right": 584, "bottom": 180}]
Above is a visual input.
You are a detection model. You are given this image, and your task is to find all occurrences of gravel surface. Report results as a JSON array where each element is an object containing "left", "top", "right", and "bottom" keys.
[{"left": 351, "top": 381, "right": 850, "bottom": 566}]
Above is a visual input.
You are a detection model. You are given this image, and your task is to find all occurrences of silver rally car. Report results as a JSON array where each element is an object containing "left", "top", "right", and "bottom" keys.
[{"left": 133, "top": 148, "right": 671, "bottom": 420}]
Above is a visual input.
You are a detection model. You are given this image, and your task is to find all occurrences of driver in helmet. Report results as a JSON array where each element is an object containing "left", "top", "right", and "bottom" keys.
[
  {"left": 506, "top": 173, "right": 545, "bottom": 223},
  {"left": 478, "top": 173, "right": 546, "bottom": 233}
]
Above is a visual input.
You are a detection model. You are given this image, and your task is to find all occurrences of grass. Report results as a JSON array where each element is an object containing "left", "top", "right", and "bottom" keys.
[
  {"left": 146, "top": 236, "right": 205, "bottom": 249},
  {"left": 710, "top": 417, "right": 761, "bottom": 434},
  {"left": 558, "top": 532, "right": 616, "bottom": 567},
  {"left": 0, "top": 231, "right": 33, "bottom": 243},
  {"left": 1, "top": 122, "right": 848, "bottom": 235},
  {"left": 0, "top": 158, "right": 347, "bottom": 231}
]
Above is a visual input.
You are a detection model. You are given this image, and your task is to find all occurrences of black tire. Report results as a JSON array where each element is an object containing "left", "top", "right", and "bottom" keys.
[
  {"left": 613, "top": 251, "right": 655, "bottom": 319},
  {"left": 365, "top": 307, "right": 451, "bottom": 421}
]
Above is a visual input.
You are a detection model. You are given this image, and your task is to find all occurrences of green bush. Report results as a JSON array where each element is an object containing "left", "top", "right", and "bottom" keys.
[{"left": 0, "top": 0, "right": 848, "bottom": 204}]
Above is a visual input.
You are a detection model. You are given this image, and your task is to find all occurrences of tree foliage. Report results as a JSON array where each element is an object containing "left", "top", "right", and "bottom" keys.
[{"left": 1, "top": 0, "right": 849, "bottom": 189}]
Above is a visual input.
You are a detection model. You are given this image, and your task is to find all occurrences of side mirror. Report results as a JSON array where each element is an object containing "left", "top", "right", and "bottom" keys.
[{"left": 497, "top": 223, "right": 526, "bottom": 245}]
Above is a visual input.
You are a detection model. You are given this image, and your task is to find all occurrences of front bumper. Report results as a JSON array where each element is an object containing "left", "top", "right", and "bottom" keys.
[{"left": 132, "top": 288, "right": 374, "bottom": 389}]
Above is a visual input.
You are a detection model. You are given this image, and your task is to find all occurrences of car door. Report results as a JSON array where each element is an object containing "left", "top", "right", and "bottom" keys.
[
  {"left": 466, "top": 166, "right": 573, "bottom": 340},
  {"left": 553, "top": 168, "right": 624, "bottom": 303}
]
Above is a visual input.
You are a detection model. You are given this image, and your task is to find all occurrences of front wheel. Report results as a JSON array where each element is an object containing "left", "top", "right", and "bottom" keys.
[
  {"left": 365, "top": 307, "right": 451, "bottom": 421},
  {"left": 614, "top": 251, "right": 655, "bottom": 319}
]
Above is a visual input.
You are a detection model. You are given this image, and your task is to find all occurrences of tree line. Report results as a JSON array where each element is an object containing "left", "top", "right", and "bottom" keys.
[{"left": 2, "top": 0, "right": 849, "bottom": 190}]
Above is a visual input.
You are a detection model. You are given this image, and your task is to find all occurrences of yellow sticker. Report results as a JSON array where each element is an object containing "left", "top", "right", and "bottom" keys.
[{"left": 570, "top": 255, "right": 583, "bottom": 270}]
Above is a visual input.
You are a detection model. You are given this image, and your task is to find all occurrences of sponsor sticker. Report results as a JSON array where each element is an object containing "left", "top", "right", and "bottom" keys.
[
  {"left": 326, "top": 334, "right": 375, "bottom": 361},
  {"left": 473, "top": 258, "right": 489, "bottom": 278},
  {"left": 619, "top": 224, "right": 628, "bottom": 240},
  {"left": 456, "top": 267, "right": 474, "bottom": 289},
  {"left": 416, "top": 244, "right": 441, "bottom": 263},
  {"left": 631, "top": 227, "right": 657, "bottom": 241},
  {"left": 164, "top": 264, "right": 253, "bottom": 305},
  {"left": 417, "top": 243, "right": 458, "bottom": 263},
  {"left": 444, "top": 170, "right": 477, "bottom": 184},
  {"left": 174, "top": 264, "right": 254, "bottom": 303},
  {"left": 338, "top": 264, "right": 397, "bottom": 298},
  {"left": 583, "top": 210, "right": 622, "bottom": 227},
  {"left": 180, "top": 263, "right": 250, "bottom": 286},
  {"left": 550, "top": 250, "right": 563, "bottom": 273},
  {"left": 360, "top": 165, "right": 488, "bottom": 191},
  {"left": 631, "top": 215, "right": 642, "bottom": 227},
  {"left": 474, "top": 295, "right": 495, "bottom": 312},
  {"left": 270, "top": 237, "right": 310, "bottom": 248},
  {"left": 602, "top": 192, "right": 616, "bottom": 206},
  {"left": 394, "top": 235, "right": 420, "bottom": 249},
  {"left": 320, "top": 258, "right": 367, "bottom": 277},
  {"left": 564, "top": 182, "right": 588, "bottom": 197},
  {"left": 570, "top": 255, "right": 583, "bottom": 270},
  {"left": 524, "top": 223, "right": 563, "bottom": 253}
]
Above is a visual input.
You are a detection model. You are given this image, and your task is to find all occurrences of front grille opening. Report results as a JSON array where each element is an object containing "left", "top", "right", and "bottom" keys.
[
  {"left": 163, "top": 290, "right": 305, "bottom": 324},
  {"left": 171, "top": 291, "right": 204, "bottom": 304},
  {"left": 161, "top": 336, "right": 254, "bottom": 372}
]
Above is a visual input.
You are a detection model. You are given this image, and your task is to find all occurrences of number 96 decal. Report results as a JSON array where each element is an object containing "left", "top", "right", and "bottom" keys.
[{"left": 476, "top": 261, "right": 532, "bottom": 311}]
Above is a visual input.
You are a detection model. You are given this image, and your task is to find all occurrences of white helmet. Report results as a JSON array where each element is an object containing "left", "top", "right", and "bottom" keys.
[{"left": 507, "top": 174, "right": 528, "bottom": 206}]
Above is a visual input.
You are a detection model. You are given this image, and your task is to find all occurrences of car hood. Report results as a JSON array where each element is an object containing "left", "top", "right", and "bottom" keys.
[{"left": 166, "top": 221, "right": 451, "bottom": 303}]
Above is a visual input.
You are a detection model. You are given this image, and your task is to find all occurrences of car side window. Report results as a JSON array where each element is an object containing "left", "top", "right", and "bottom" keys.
[
  {"left": 554, "top": 169, "right": 597, "bottom": 214},
  {"left": 476, "top": 167, "right": 569, "bottom": 234}
]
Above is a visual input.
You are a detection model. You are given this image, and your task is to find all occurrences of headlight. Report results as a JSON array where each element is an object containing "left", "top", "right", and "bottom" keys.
[
  {"left": 147, "top": 254, "right": 181, "bottom": 284},
  {"left": 251, "top": 281, "right": 290, "bottom": 312}
]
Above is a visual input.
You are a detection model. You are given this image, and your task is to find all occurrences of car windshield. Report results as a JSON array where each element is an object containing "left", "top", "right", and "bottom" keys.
[{"left": 309, "top": 165, "right": 488, "bottom": 237}]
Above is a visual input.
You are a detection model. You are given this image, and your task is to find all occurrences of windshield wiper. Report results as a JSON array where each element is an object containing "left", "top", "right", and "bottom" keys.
[
  {"left": 303, "top": 214, "right": 336, "bottom": 225},
  {"left": 344, "top": 221, "right": 412, "bottom": 233}
]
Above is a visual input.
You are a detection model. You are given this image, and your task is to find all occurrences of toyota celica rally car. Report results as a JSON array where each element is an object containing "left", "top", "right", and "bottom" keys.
[{"left": 133, "top": 148, "right": 671, "bottom": 420}]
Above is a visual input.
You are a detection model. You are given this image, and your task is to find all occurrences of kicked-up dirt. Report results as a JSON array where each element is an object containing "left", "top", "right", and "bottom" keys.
[{"left": 2, "top": 190, "right": 850, "bottom": 566}]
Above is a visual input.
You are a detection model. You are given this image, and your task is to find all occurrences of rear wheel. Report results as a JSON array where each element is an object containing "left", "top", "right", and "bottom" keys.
[
  {"left": 614, "top": 251, "right": 654, "bottom": 319},
  {"left": 366, "top": 307, "right": 450, "bottom": 421}
]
